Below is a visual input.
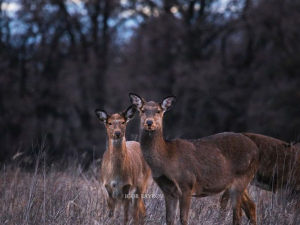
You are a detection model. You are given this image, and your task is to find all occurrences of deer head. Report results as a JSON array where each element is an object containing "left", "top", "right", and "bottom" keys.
[
  {"left": 129, "top": 93, "right": 176, "bottom": 131},
  {"left": 95, "top": 105, "right": 136, "bottom": 140}
]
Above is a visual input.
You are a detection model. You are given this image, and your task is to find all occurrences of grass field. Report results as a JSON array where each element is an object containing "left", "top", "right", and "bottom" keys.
[{"left": 0, "top": 156, "right": 298, "bottom": 225}]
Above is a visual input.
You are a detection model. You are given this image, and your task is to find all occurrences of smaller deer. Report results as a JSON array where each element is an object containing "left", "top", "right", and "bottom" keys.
[{"left": 95, "top": 106, "right": 151, "bottom": 225}]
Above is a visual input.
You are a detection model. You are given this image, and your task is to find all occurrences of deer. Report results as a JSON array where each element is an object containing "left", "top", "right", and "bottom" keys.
[
  {"left": 129, "top": 93, "right": 260, "bottom": 225},
  {"left": 220, "top": 133, "right": 300, "bottom": 222},
  {"left": 95, "top": 105, "right": 151, "bottom": 225}
]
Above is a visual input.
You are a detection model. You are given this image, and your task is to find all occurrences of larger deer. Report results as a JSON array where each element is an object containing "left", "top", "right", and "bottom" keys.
[
  {"left": 129, "top": 93, "right": 259, "bottom": 225},
  {"left": 95, "top": 106, "right": 151, "bottom": 225}
]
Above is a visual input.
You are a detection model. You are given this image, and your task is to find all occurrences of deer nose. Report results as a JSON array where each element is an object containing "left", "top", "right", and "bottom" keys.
[
  {"left": 146, "top": 120, "right": 153, "bottom": 126},
  {"left": 114, "top": 131, "right": 121, "bottom": 137}
]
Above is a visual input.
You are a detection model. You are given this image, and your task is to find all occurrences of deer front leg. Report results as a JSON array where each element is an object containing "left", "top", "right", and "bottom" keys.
[
  {"left": 123, "top": 199, "right": 130, "bottom": 225},
  {"left": 135, "top": 187, "right": 147, "bottom": 224},
  {"left": 154, "top": 176, "right": 180, "bottom": 225},
  {"left": 179, "top": 191, "right": 192, "bottom": 225},
  {"left": 164, "top": 194, "right": 179, "bottom": 225},
  {"left": 132, "top": 196, "right": 141, "bottom": 225},
  {"left": 107, "top": 197, "right": 116, "bottom": 218},
  {"left": 137, "top": 196, "right": 147, "bottom": 224}
]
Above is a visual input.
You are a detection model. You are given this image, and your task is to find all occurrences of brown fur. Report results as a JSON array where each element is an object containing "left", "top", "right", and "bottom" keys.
[
  {"left": 221, "top": 133, "right": 300, "bottom": 223},
  {"left": 129, "top": 93, "right": 259, "bottom": 225},
  {"left": 95, "top": 107, "right": 151, "bottom": 225},
  {"left": 243, "top": 133, "right": 300, "bottom": 194},
  {"left": 220, "top": 189, "right": 256, "bottom": 224}
]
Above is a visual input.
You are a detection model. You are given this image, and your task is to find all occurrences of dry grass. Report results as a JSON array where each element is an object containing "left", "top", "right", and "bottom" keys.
[{"left": 0, "top": 161, "right": 298, "bottom": 225}]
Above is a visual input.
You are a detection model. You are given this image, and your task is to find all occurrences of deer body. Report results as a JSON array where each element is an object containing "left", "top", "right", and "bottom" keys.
[
  {"left": 95, "top": 107, "right": 151, "bottom": 224},
  {"left": 101, "top": 141, "right": 149, "bottom": 199},
  {"left": 242, "top": 134, "right": 300, "bottom": 224},
  {"left": 243, "top": 132, "right": 300, "bottom": 194},
  {"left": 130, "top": 94, "right": 259, "bottom": 225},
  {"left": 221, "top": 133, "right": 300, "bottom": 223},
  {"left": 140, "top": 131, "right": 256, "bottom": 196}
]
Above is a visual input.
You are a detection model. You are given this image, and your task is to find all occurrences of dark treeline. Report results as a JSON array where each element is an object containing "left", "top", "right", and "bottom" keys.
[{"left": 1, "top": 0, "right": 300, "bottom": 165}]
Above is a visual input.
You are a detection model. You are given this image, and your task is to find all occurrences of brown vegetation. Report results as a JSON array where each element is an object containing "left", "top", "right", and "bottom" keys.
[{"left": 0, "top": 162, "right": 298, "bottom": 225}]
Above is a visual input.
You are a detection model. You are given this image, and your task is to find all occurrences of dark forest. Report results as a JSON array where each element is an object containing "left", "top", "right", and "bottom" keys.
[{"left": 1, "top": 0, "right": 300, "bottom": 166}]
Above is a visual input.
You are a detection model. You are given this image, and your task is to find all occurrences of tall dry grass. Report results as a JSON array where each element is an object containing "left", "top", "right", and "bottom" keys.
[{"left": 0, "top": 153, "right": 298, "bottom": 224}]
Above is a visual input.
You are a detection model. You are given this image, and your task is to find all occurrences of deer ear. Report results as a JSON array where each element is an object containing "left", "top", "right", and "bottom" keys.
[
  {"left": 95, "top": 109, "right": 108, "bottom": 124},
  {"left": 160, "top": 95, "right": 176, "bottom": 112},
  {"left": 123, "top": 105, "right": 136, "bottom": 122},
  {"left": 129, "top": 93, "right": 144, "bottom": 110}
]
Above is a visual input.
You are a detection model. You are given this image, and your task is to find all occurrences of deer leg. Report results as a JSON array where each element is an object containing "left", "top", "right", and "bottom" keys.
[
  {"left": 164, "top": 194, "right": 179, "bottom": 225},
  {"left": 221, "top": 189, "right": 256, "bottom": 224},
  {"left": 138, "top": 197, "right": 147, "bottom": 224},
  {"left": 220, "top": 190, "right": 230, "bottom": 211},
  {"left": 218, "top": 189, "right": 230, "bottom": 221},
  {"left": 241, "top": 190, "right": 256, "bottom": 225},
  {"left": 136, "top": 187, "right": 147, "bottom": 224},
  {"left": 131, "top": 188, "right": 147, "bottom": 225},
  {"left": 229, "top": 189, "right": 243, "bottom": 225},
  {"left": 107, "top": 197, "right": 116, "bottom": 218},
  {"left": 179, "top": 191, "right": 192, "bottom": 225},
  {"left": 154, "top": 176, "right": 180, "bottom": 225},
  {"left": 123, "top": 199, "right": 130, "bottom": 225},
  {"left": 132, "top": 196, "right": 142, "bottom": 225}
]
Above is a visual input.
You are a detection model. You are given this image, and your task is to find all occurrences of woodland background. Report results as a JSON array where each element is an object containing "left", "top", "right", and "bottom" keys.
[{"left": 1, "top": 0, "right": 300, "bottom": 166}]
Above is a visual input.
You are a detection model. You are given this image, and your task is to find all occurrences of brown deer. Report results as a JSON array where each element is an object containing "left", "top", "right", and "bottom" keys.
[
  {"left": 242, "top": 133, "right": 300, "bottom": 194},
  {"left": 95, "top": 106, "right": 151, "bottom": 225},
  {"left": 220, "top": 133, "right": 300, "bottom": 222},
  {"left": 129, "top": 93, "right": 259, "bottom": 225}
]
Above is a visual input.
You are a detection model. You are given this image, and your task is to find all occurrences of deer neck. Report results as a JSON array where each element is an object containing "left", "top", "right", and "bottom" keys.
[
  {"left": 139, "top": 128, "right": 168, "bottom": 177},
  {"left": 108, "top": 138, "right": 128, "bottom": 166},
  {"left": 140, "top": 128, "right": 167, "bottom": 157}
]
